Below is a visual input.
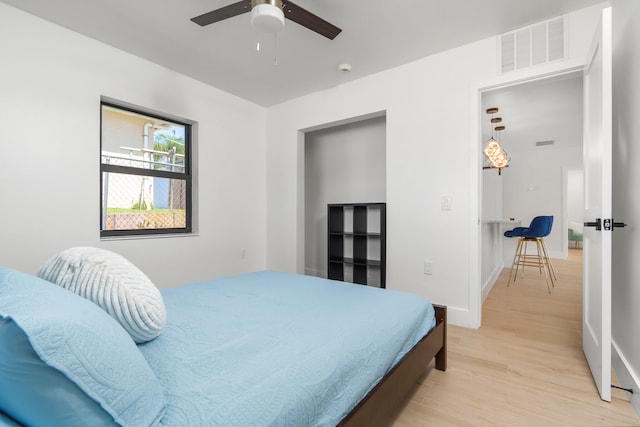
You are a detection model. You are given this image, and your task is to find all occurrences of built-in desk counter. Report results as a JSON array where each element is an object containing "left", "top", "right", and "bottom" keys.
[
  {"left": 483, "top": 219, "right": 522, "bottom": 226},
  {"left": 481, "top": 219, "right": 522, "bottom": 301}
]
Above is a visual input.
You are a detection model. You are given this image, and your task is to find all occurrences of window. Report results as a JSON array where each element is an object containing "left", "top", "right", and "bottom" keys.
[{"left": 100, "top": 102, "right": 192, "bottom": 237}]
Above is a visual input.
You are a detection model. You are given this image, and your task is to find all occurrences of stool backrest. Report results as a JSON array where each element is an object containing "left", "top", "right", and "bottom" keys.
[{"left": 524, "top": 216, "right": 553, "bottom": 238}]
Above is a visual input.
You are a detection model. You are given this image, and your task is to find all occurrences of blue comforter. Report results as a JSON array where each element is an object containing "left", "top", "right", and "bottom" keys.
[{"left": 139, "top": 271, "right": 435, "bottom": 427}]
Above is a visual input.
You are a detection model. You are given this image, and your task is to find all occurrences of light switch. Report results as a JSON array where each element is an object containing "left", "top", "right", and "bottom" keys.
[
  {"left": 424, "top": 261, "right": 433, "bottom": 275},
  {"left": 440, "top": 196, "right": 452, "bottom": 210}
]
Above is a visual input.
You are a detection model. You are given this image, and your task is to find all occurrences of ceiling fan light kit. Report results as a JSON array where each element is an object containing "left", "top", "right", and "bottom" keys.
[
  {"left": 251, "top": 0, "right": 285, "bottom": 33},
  {"left": 191, "top": 0, "right": 342, "bottom": 40}
]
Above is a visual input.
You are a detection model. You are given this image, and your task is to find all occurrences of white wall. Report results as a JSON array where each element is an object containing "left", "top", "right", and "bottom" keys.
[
  {"left": 611, "top": 0, "right": 640, "bottom": 414},
  {"left": 0, "top": 3, "right": 268, "bottom": 287},
  {"left": 266, "top": 5, "right": 604, "bottom": 327},
  {"left": 567, "top": 170, "right": 585, "bottom": 223},
  {"left": 567, "top": 169, "right": 585, "bottom": 243},
  {"left": 567, "top": 169, "right": 585, "bottom": 223},
  {"left": 480, "top": 169, "right": 504, "bottom": 299},
  {"left": 304, "top": 116, "right": 386, "bottom": 278}
]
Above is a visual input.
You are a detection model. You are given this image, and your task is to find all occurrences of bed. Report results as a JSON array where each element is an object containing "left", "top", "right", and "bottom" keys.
[{"left": 0, "top": 249, "right": 446, "bottom": 427}]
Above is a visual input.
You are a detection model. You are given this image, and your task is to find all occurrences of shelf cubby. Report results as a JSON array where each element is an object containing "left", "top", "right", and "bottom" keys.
[{"left": 327, "top": 203, "right": 386, "bottom": 288}]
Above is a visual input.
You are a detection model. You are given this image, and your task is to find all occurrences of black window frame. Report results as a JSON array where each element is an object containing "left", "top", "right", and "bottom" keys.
[{"left": 100, "top": 101, "right": 192, "bottom": 237}]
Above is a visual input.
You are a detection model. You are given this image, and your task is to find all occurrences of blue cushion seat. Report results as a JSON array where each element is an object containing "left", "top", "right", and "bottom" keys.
[
  {"left": 504, "top": 216, "right": 554, "bottom": 239},
  {"left": 504, "top": 227, "right": 528, "bottom": 238}
]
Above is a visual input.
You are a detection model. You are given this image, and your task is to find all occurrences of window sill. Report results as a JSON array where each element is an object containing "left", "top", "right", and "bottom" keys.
[{"left": 100, "top": 232, "right": 199, "bottom": 242}]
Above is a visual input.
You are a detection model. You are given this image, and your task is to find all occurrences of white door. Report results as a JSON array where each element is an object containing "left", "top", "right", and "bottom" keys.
[{"left": 582, "top": 7, "right": 613, "bottom": 402}]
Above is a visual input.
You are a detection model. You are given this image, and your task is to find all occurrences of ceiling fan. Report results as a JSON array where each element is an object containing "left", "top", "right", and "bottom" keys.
[{"left": 191, "top": 0, "right": 342, "bottom": 40}]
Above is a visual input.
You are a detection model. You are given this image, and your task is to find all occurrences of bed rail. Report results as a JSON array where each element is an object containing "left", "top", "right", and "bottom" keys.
[{"left": 338, "top": 304, "right": 447, "bottom": 427}]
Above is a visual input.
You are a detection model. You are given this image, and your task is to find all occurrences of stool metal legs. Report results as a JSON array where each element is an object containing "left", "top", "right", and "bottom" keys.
[
  {"left": 507, "top": 237, "right": 556, "bottom": 293},
  {"left": 507, "top": 238, "right": 523, "bottom": 285},
  {"left": 539, "top": 238, "right": 557, "bottom": 281}
]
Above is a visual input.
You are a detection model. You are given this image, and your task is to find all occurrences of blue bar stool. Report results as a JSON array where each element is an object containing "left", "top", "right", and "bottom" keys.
[{"left": 504, "top": 216, "right": 557, "bottom": 293}]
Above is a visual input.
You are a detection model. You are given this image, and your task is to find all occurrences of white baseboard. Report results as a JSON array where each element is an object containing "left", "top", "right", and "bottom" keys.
[
  {"left": 482, "top": 265, "right": 503, "bottom": 302},
  {"left": 446, "top": 306, "right": 479, "bottom": 329},
  {"left": 612, "top": 339, "right": 640, "bottom": 420}
]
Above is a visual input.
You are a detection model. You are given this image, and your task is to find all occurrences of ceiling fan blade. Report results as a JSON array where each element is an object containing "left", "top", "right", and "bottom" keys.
[
  {"left": 191, "top": 0, "right": 251, "bottom": 26},
  {"left": 283, "top": 1, "right": 342, "bottom": 40}
]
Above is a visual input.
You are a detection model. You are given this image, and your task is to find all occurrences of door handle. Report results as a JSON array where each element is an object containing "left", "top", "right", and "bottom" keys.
[
  {"left": 584, "top": 218, "right": 627, "bottom": 231},
  {"left": 584, "top": 218, "right": 602, "bottom": 231},
  {"left": 612, "top": 220, "right": 627, "bottom": 230}
]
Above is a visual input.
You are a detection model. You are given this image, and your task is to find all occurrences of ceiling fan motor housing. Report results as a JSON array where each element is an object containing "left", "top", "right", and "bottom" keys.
[{"left": 251, "top": 0, "right": 285, "bottom": 33}]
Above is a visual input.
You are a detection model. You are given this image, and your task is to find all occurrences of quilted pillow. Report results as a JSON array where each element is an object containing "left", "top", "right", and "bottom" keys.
[
  {"left": 0, "top": 266, "right": 166, "bottom": 427},
  {"left": 38, "top": 247, "right": 166, "bottom": 343}
]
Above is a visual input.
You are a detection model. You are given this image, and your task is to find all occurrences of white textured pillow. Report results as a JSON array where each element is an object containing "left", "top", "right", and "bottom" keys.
[{"left": 38, "top": 247, "right": 166, "bottom": 343}]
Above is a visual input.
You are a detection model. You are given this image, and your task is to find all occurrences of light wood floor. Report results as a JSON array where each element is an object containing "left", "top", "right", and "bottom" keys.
[{"left": 391, "top": 249, "right": 639, "bottom": 426}]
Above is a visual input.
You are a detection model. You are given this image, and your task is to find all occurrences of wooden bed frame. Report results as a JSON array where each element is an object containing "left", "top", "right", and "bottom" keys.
[{"left": 338, "top": 304, "right": 447, "bottom": 427}]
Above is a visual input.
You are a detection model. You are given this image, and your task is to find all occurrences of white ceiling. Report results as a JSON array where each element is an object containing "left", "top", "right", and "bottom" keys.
[
  {"left": 2, "top": 0, "right": 602, "bottom": 107},
  {"left": 482, "top": 72, "right": 584, "bottom": 154}
]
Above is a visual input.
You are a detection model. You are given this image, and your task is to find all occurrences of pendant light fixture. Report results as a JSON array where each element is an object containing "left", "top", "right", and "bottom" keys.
[{"left": 483, "top": 108, "right": 510, "bottom": 175}]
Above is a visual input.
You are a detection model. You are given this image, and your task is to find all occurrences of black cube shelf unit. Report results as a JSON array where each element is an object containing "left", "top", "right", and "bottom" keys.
[{"left": 327, "top": 203, "right": 386, "bottom": 288}]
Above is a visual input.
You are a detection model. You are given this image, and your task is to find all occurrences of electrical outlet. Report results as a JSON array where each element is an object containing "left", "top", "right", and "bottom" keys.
[{"left": 424, "top": 261, "right": 433, "bottom": 275}]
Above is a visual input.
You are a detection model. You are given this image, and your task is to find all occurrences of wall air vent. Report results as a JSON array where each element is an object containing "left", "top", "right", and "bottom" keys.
[
  {"left": 536, "top": 140, "right": 556, "bottom": 147},
  {"left": 500, "top": 16, "right": 566, "bottom": 74}
]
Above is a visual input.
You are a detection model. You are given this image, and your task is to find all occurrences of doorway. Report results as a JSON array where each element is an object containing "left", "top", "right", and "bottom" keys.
[
  {"left": 479, "top": 71, "right": 584, "bottom": 300},
  {"left": 473, "top": 7, "right": 618, "bottom": 404},
  {"left": 469, "top": 63, "right": 586, "bottom": 327}
]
